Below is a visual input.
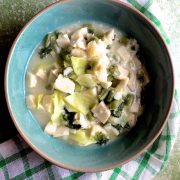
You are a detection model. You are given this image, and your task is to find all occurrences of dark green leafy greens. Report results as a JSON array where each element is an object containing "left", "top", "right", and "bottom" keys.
[
  {"left": 63, "top": 109, "right": 81, "bottom": 129},
  {"left": 59, "top": 46, "right": 72, "bottom": 61},
  {"left": 39, "top": 33, "right": 57, "bottom": 58},
  {"left": 39, "top": 47, "right": 52, "bottom": 59},
  {"left": 94, "top": 132, "right": 109, "bottom": 145}
]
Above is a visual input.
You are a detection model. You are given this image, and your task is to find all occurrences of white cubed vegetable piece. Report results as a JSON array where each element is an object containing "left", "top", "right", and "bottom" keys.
[
  {"left": 71, "top": 27, "right": 88, "bottom": 41},
  {"left": 104, "top": 29, "right": 115, "bottom": 45},
  {"left": 72, "top": 38, "right": 86, "bottom": 50},
  {"left": 71, "top": 27, "right": 88, "bottom": 50},
  {"left": 26, "top": 95, "right": 36, "bottom": 109},
  {"left": 27, "top": 72, "right": 37, "bottom": 88},
  {"left": 114, "top": 92, "right": 122, "bottom": 101},
  {"left": 94, "top": 55, "right": 109, "bottom": 83},
  {"left": 94, "top": 63, "right": 108, "bottom": 83},
  {"left": 56, "top": 34, "right": 70, "bottom": 48},
  {"left": 117, "top": 46, "right": 132, "bottom": 61},
  {"left": 92, "top": 101, "right": 111, "bottom": 124},
  {"left": 54, "top": 74, "right": 75, "bottom": 94},
  {"left": 90, "top": 124, "right": 107, "bottom": 137},
  {"left": 71, "top": 48, "right": 86, "bottom": 57},
  {"left": 87, "top": 41, "right": 99, "bottom": 58},
  {"left": 87, "top": 40, "right": 107, "bottom": 59},
  {"left": 53, "top": 126, "right": 69, "bottom": 137},
  {"left": 116, "top": 65, "right": 129, "bottom": 80},
  {"left": 130, "top": 98, "right": 140, "bottom": 113},
  {"left": 87, "top": 41, "right": 109, "bottom": 82},
  {"left": 114, "top": 78, "right": 129, "bottom": 100},
  {"left": 128, "top": 114, "right": 136, "bottom": 127},
  {"left": 41, "top": 95, "right": 54, "bottom": 113},
  {"left": 74, "top": 113, "right": 90, "bottom": 129},
  {"left": 63, "top": 67, "right": 73, "bottom": 77},
  {"left": 36, "top": 69, "right": 47, "bottom": 81},
  {"left": 44, "top": 122, "right": 57, "bottom": 135},
  {"left": 104, "top": 123, "right": 119, "bottom": 137}
]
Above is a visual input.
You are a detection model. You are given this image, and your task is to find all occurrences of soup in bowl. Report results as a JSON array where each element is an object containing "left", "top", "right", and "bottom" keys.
[{"left": 5, "top": 0, "right": 174, "bottom": 172}]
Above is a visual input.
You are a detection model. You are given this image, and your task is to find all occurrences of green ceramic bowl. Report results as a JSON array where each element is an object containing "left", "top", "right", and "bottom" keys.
[{"left": 5, "top": 0, "right": 174, "bottom": 172}]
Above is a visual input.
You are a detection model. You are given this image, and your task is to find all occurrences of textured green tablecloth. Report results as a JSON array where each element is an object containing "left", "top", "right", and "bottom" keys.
[
  {"left": 154, "top": 0, "right": 180, "bottom": 179},
  {"left": 0, "top": 0, "right": 180, "bottom": 179}
]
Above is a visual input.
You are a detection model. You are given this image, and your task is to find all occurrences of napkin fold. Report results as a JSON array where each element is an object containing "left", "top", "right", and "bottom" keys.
[{"left": 1, "top": 0, "right": 179, "bottom": 179}]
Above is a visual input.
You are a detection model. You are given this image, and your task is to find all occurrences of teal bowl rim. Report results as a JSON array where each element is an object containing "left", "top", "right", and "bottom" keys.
[{"left": 4, "top": 0, "right": 174, "bottom": 172}]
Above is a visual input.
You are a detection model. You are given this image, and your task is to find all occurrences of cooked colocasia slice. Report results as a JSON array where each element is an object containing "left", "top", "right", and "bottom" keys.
[
  {"left": 92, "top": 101, "right": 111, "bottom": 124},
  {"left": 44, "top": 121, "right": 57, "bottom": 136},
  {"left": 27, "top": 72, "right": 37, "bottom": 88},
  {"left": 54, "top": 74, "right": 75, "bottom": 94},
  {"left": 56, "top": 34, "right": 70, "bottom": 48}
]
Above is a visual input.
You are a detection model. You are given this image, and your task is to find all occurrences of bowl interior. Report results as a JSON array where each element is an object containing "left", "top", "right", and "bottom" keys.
[{"left": 6, "top": 0, "right": 173, "bottom": 171}]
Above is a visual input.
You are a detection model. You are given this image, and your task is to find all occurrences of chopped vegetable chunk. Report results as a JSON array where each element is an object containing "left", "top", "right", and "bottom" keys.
[
  {"left": 92, "top": 101, "right": 111, "bottom": 124},
  {"left": 64, "top": 92, "right": 97, "bottom": 115},
  {"left": 76, "top": 74, "right": 97, "bottom": 87},
  {"left": 44, "top": 122, "right": 57, "bottom": 136},
  {"left": 71, "top": 56, "right": 87, "bottom": 75},
  {"left": 27, "top": 72, "right": 37, "bottom": 88},
  {"left": 94, "top": 132, "right": 109, "bottom": 145},
  {"left": 54, "top": 74, "right": 75, "bottom": 94}
]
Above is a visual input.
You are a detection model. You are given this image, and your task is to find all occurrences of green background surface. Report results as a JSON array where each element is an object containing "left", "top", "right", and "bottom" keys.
[{"left": 0, "top": 0, "right": 179, "bottom": 179}]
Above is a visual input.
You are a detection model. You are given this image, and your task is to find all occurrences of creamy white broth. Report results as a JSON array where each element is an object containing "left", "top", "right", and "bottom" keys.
[{"left": 26, "top": 23, "right": 149, "bottom": 146}]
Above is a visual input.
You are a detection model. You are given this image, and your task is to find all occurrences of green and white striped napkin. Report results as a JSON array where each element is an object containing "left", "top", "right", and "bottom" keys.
[{"left": 0, "top": 0, "right": 179, "bottom": 179}]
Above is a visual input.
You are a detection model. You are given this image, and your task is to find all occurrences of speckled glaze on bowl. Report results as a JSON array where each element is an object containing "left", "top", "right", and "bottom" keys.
[{"left": 5, "top": 0, "right": 174, "bottom": 172}]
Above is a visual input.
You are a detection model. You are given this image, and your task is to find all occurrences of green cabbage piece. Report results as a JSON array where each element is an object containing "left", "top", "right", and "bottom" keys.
[
  {"left": 76, "top": 74, "right": 97, "bottom": 87},
  {"left": 70, "top": 130, "right": 95, "bottom": 146},
  {"left": 64, "top": 92, "right": 97, "bottom": 115},
  {"left": 36, "top": 94, "right": 43, "bottom": 109},
  {"left": 71, "top": 56, "right": 87, "bottom": 75},
  {"left": 51, "top": 90, "right": 65, "bottom": 125}
]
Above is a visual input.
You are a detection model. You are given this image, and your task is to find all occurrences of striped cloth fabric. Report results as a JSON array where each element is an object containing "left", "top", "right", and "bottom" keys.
[{"left": 0, "top": 0, "right": 180, "bottom": 179}]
